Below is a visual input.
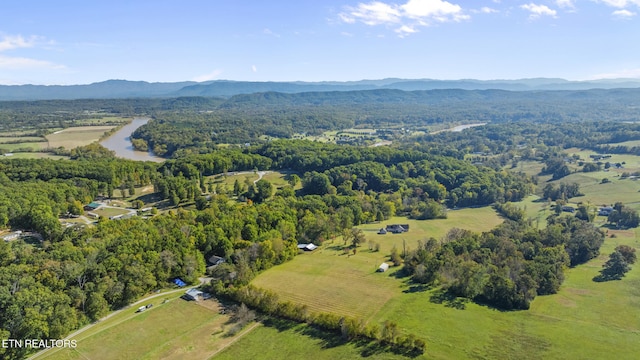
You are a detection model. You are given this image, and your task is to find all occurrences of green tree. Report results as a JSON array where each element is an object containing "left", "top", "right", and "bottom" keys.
[{"left": 598, "top": 250, "right": 630, "bottom": 280}]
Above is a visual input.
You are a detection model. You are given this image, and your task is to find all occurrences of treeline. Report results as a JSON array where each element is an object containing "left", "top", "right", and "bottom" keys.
[{"left": 402, "top": 215, "right": 604, "bottom": 310}]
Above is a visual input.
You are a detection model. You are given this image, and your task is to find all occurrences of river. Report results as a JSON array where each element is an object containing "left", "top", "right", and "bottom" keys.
[{"left": 100, "top": 118, "right": 164, "bottom": 162}]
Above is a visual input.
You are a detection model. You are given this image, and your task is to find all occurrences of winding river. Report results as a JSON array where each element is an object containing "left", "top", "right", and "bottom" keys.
[{"left": 100, "top": 118, "right": 164, "bottom": 162}]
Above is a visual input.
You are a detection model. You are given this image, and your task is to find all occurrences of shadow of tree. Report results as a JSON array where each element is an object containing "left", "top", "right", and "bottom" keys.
[
  {"left": 402, "top": 284, "right": 430, "bottom": 293},
  {"left": 429, "top": 288, "right": 468, "bottom": 310},
  {"left": 592, "top": 273, "right": 623, "bottom": 282}
]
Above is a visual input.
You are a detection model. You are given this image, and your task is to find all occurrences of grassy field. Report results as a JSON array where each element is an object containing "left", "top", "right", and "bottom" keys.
[
  {"left": 37, "top": 291, "right": 237, "bottom": 360},
  {"left": 46, "top": 126, "right": 116, "bottom": 149},
  {"left": 1, "top": 152, "right": 69, "bottom": 160},
  {"left": 520, "top": 149, "right": 640, "bottom": 211},
  {"left": 0, "top": 141, "right": 48, "bottom": 151},
  {"left": 371, "top": 227, "right": 640, "bottom": 360},
  {"left": 207, "top": 171, "right": 301, "bottom": 194},
  {"left": 215, "top": 319, "right": 409, "bottom": 360},
  {"left": 252, "top": 208, "right": 503, "bottom": 320},
  {"left": 91, "top": 207, "right": 132, "bottom": 218},
  {"left": 0, "top": 136, "right": 45, "bottom": 143}
]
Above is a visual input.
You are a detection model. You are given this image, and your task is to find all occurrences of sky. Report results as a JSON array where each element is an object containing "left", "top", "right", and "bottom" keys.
[{"left": 0, "top": 0, "right": 639, "bottom": 85}]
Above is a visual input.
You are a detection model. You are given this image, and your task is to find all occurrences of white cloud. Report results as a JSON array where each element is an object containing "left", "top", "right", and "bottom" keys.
[
  {"left": 597, "top": 0, "right": 640, "bottom": 8},
  {"left": 478, "top": 7, "right": 498, "bottom": 13},
  {"left": 555, "top": 0, "right": 575, "bottom": 8},
  {"left": 339, "top": 1, "right": 401, "bottom": 25},
  {"left": 252, "top": 65, "right": 258, "bottom": 73},
  {"left": 401, "top": 0, "right": 465, "bottom": 20},
  {"left": 521, "top": 3, "right": 557, "bottom": 18},
  {"left": 0, "top": 55, "right": 65, "bottom": 70},
  {"left": 0, "top": 35, "right": 38, "bottom": 52},
  {"left": 192, "top": 69, "right": 223, "bottom": 82},
  {"left": 612, "top": 9, "right": 637, "bottom": 16},
  {"left": 0, "top": 34, "right": 65, "bottom": 71},
  {"left": 395, "top": 24, "right": 417, "bottom": 36},
  {"left": 338, "top": 0, "right": 468, "bottom": 36}
]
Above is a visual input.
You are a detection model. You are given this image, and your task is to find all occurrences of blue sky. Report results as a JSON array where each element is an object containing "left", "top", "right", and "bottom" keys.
[{"left": 0, "top": 0, "right": 638, "bottom": 85}]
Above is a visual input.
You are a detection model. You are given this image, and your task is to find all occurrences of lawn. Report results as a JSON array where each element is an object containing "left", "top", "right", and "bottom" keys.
[
  {"left": 37, "top": 292, "right": 234, "bottom": 360},
  {"left": 91, "top": 207, "right": 132, "bottom": 218}
]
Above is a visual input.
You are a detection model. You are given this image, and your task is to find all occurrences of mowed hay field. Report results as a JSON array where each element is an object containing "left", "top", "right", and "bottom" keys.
[
  {"left": 46, "top": 126, "right": 116, "bottom": 149},
  {"left": 252, "top": 207, "right": 503, "bottom": 321},
  {"left": 38, "top": 293, "right": 234, "bottom": 360}
]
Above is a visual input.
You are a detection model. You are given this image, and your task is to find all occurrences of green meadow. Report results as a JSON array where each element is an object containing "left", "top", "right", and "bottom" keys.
[
  {"left": 252, "top": 208, "right": 504, "bottom": 320},
  {"left": 36, "top": 292, "right": 235, "bottom": 360}
]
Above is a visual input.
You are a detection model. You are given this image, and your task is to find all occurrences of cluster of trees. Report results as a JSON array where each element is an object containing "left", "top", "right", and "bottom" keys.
[
  {"left": 401, "top": 215, "right": 604, "bottom": 310},
  {"left": 542, "top": 182, "right": 582, "bottom": 201},
  {"left": 596, "top": 245, "right": 637, "bottom": 281},
  {"left": 607, "top": 203, "right": 640, "bottom": 228}
]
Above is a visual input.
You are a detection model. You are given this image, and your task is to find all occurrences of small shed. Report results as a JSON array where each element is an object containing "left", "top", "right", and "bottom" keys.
[
  {"left": 173, "top": 278, "right": 187, "bottom": 287},
  {"left": 377, "top": 228, "right": 387, "bottom": 235},
  {"left": 378, "top": 262, "right": 390, "bottom": 272},
  {"left": 297, "top": 243, "right": 318, "bottom": 251}
]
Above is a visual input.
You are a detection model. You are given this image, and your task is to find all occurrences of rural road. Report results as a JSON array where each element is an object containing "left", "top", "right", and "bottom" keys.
[
  {"left": 223, "top": 170, "right": 271, "bottom": 184},
  {"left": 27, "top": 277, "right": 212, "bottom": 360}
]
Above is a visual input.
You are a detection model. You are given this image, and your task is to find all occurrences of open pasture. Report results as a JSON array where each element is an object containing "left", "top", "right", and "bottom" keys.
[
  {"left": 37, "top": 293, "right": 233, "bottom": 360},
  {"left": 46, "top": 126, "right": 116, "bottom": 149},
  {"left": 252, "top": 207, "right": 503, "bottom": 320},
  {"left": 370, "top": 227, "right": 640, "bottom": 360},
  {"left": 215, "top": 319, "right": 410, "bottom": 360}
]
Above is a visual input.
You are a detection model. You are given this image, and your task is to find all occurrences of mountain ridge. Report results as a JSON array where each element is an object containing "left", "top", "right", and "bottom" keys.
[{"left": 1, "top": 78, "right": 639, "bottom": 101}]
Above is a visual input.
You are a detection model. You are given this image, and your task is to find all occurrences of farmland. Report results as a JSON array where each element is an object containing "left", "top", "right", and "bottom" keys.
[
  {"left": 0, "top": 116, "right": 130, "bottom": 156},
  {"left": 252, "top": 207, "right": 503, "bottom": 320}
]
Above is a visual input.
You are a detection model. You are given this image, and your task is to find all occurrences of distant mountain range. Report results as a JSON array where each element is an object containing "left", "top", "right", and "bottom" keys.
[{"left": 1, "top": 78, "right": 640, "bottom": 101}]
